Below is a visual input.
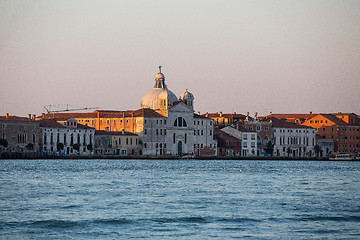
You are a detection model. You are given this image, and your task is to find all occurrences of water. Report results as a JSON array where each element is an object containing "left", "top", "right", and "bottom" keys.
[{"left": 1, "top": 160, "right": 360, "bottom": 239}]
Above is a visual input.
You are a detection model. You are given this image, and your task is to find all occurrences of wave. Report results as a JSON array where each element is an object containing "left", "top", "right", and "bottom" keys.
[
  {"left": 1, "top": 218, "right": 134, "bottom": 229},
  {"left": 298, "top": 216, "right": 360, "bottom": 222}
]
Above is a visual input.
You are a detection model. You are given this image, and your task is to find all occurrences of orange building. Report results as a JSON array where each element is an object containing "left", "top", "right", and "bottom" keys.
[
  {"left": 267, "top": 113, "right": 316, "bottom": 124},
  {"left": 202, "top": 112, "right": 247, "bottom": 126},
  {"left": 302, "top": 114, "right": 360, "bottom": 153},
  {"left": 38, "top": 108, "right": 163, "bottom": 133}
]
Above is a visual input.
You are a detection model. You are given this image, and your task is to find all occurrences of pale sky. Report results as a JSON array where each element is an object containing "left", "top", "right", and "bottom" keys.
[{"left": 1, "top": 0, "right": 359, "bottom": 117}]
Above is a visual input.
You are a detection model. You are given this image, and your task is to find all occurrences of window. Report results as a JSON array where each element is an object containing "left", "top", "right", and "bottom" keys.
[
  {"left": 144, "top": 129, "right": 147, "bottom": 135},
  {"left": 126, "top": 138, "right": 129, "bottom": 145},
  {"left": 185, "top": 133, "right": 187, "bottom": 144},
  {"left": 174, "top": 117, "right": 187, "bottom": 127},
  {"left": 210, "top": 130, "right": 212, "bottom": 136},
  {"left": 173, "top": 133, "right": 176, "bottom": 144},
  {"left": 144, "top": 143, "right": 147, "bottom": 148}
]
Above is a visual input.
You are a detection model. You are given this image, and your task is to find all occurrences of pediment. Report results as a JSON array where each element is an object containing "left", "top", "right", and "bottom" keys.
[{"left": 168, "top": 101, "right": 193, "bottom": 113}]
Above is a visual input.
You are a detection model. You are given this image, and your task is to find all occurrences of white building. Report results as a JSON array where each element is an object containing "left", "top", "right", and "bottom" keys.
[
  {"left": 40, "top": 118, "right": 95, "bottom": 156},
  {"left": 220, "top": 126, "right": 257, "bottom": 156},
  {"left": 140, "top": 66, "right": 217, "bottom": 156},
  {"left": 271, "top": 118, "right": 316, "bottom": 157}
]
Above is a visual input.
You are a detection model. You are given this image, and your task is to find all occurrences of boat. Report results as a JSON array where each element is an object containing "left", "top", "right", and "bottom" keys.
[{"left": 328, "top": 153, "right": 358, "bottom": 161}]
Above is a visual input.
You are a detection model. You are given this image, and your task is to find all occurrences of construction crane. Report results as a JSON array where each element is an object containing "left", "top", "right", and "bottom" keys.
[{"left": 43, "top": 104, "right": 99, "bottom": 113}]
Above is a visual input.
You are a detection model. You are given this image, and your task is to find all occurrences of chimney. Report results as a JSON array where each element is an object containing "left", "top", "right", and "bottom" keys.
[
  {"left": 270, "top": 111, "right": 272, "bottom": 115},
  {"left": 255, "top": 112, "right": 258, "bottom": 120},
  {"left": 205, "top": 112, "right": 208, "bottom": 117},
  {"left": 6, "top": 113, "right": 9, "bottom": 119},
  {"left": 198, "top": 111, "right": 200, "bottom": 115},
  {"left": 234, "top": 111, "right": 236, "bottom": 115},
  {"left": 122, "top": 129, "right": 125, "bottom": 135},
  {"left": 309, "top": 111, "right": 312, "bottom": 114},
  {"left": 28, "top": 114, "right": 31, "bottom": 120},
  {"left": 220, "top": 112, "right": 222, "bottom": 117},
  {"left": 32, "top": 114, "right": 36, "bottom": 120}
]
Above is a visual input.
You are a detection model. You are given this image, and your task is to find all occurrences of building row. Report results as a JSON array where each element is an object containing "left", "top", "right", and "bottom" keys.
[{"left": 1, "top": 67, "right": 359, "bottom": 158}]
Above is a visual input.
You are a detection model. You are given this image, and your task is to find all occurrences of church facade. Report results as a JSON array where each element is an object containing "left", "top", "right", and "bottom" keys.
[{"left": 140, "top": 66, "right": 217, "bottom": 156}]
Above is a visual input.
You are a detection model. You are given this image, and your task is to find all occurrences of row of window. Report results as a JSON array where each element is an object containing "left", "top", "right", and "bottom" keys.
[
  {"left": 113, "top": 138, "right": 138, "bottom": 146},
  {"left": 248, "top": 126, "right": 270, "bottom": 131},
  {"left": 44, "top": 133, "right": 93, "bottom": 146},
  {"left": 276, "top": 129, "right": 313, "bottom": 133},
  {"left": 194, "top": 120, "right": 213, "bottom": 126},
  {"left": 144, "top": 119, "right": 167, "bottom": 125},
  {"left": 339, "top": 136, "right": 360, "bottom": 140},
  {"left": 277, "top": 136, "right": 313, "bottom": 146},
  {"left": 340, "top": 144, "right": 359, "bottom": 148},
  {"left": 194, "top": 129, "right": 212, "bottom": 136},
  {"left": 194, "top": 143, "right": 216, "bottom": 149},
  {"left": 310, "top": 120, "right": 328, "bottom": 124},
  {"left": 243, "top": 142, "right": 256, "bottom": 148},
  {"left": 243, "top": 134, "right": 256, "bottom": 140},
  {"left": 144, "top": 128, "right": 167, "bottom": 136}
]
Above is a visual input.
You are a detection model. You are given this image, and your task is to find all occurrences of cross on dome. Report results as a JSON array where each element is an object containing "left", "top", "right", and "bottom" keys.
[{"left": 158, "top": 65, "right": 162, "bottom": 73}]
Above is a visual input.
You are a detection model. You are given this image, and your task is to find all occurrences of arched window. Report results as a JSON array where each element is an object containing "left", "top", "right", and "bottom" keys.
[{"left": 174, "top": 117, "right": 187, "bottom": 127}]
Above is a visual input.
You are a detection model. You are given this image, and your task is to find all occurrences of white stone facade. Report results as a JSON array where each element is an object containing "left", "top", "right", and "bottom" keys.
[
  {"left": 40, "top": 119, "right": 95, "bottom": 156},
  {"left": 273, "top": 125, "right": 316, "bottom": 157}
]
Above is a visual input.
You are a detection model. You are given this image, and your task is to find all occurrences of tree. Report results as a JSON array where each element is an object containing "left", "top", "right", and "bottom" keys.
[
  {"left": 0, "top": 138, "right": 8, "bottom": 148},
  {"left": 73, "top": 143, "right": 80, "bottom": 152},
  {"left": 57, "top": 142, "right": 64, "bottom": 151},
  {"left": 25, "top": 143, "right": 34, "bottom": 150},
  {"left": 87, "top": 144, "right": 93, "bottom": 151},
  {"left": 287, "top": 147, "right": 291, "bottom": 157},
  {"left": 264, "top": 141, "right": 275, "bottom": 156},
  {"left": 314, "top": 144, "right": 322, "bottom": 157}
]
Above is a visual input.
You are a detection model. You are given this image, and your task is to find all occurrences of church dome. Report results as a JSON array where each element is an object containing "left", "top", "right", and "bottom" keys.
[
  {"left": 141, "top": 66, "right": 178, "bottom": 110},
  {"left": 180, "top": 89, "right": 194, "bottom": 101}
]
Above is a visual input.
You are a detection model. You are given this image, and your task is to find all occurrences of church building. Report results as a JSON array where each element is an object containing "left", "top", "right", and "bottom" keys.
[{"left": 140, "top": 66, "right": 217, "bottom": 156}]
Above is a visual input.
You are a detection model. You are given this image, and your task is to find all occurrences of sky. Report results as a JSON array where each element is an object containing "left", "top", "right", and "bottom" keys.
[{"left": 1, "top": 0, "right": 360, "bottom": 117}]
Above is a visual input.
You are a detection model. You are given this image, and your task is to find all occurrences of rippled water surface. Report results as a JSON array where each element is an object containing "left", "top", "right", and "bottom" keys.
[{"left": 1, "top": 159, "right": 360, "bottom": 239}]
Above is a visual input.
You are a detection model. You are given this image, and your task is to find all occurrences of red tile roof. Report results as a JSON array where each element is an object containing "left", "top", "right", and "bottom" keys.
[
  {"left": 39, "top": 119, "right": 95, "bottom": 129},
  {"left": 0, "top": 115, "right": 37, "bottom": 122},
  {"left": 315, "top": 114, "right": 349, "bottom": 126},
  {"left": 39, "top": 119, "right": 66, "bottom": 128},
  {"left": 270, "top": 118, "right": 314, "bottom": 129},
  {"left": 38, "top": 108, "right": 165, "bottom": 120},
  {"left": 202, "top": 112, "right": 247, "bottom": 119},
  {"left": 194, "top": 113, "right": 211, "bottom": 119}
]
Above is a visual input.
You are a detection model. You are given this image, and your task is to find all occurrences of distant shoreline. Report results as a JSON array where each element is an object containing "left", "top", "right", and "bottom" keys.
[{"left": 1, "top": 155, "right": 359, "bottom": 161}]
